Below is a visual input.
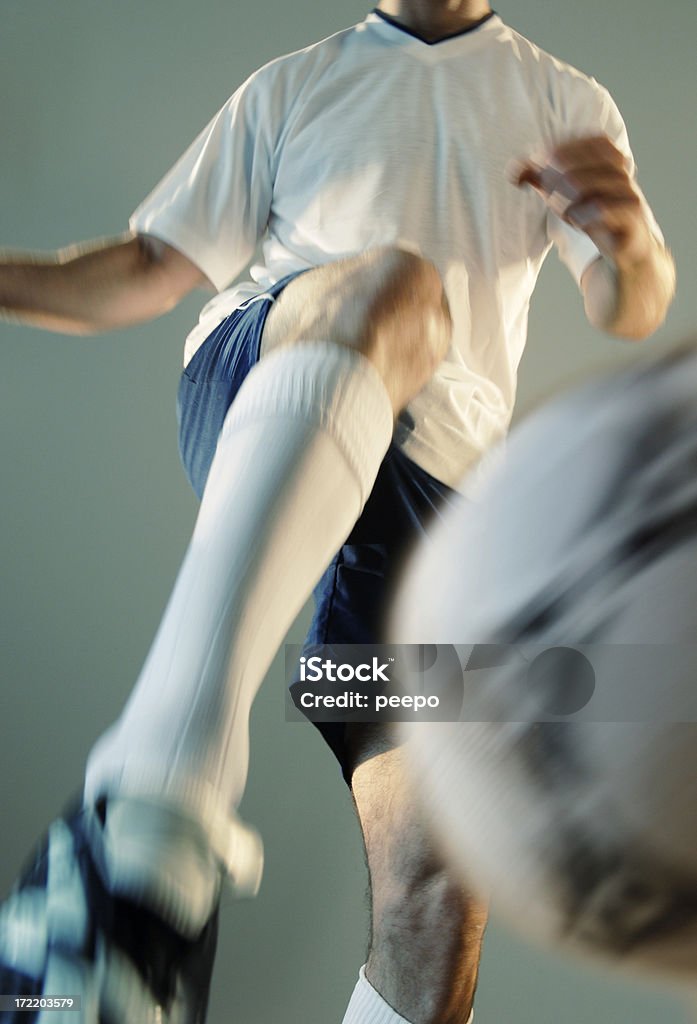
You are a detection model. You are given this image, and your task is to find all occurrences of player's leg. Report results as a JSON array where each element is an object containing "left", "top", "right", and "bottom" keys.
[
  {"left": 343, "top": 727, "right": 487, "bottom": 1024},
  {"left": 82, "top": 244, "right": 450, "bottom": 873},
  {"left": 0, "top": 245, "right": 450, "bottom": 1022},
  {"left": 288, "top": 434, "right": 487, "bottom": 1024},
  {"left": 259, "top": 244, "right": 449, "bottom": 411}
]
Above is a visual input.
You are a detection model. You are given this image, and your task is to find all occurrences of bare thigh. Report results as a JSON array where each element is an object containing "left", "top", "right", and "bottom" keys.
[{"left": 260, "top": 245, "right": 451, "bottom": 412}]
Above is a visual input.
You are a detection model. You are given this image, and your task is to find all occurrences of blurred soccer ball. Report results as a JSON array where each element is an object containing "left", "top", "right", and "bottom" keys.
[{"left": 392, "top": 343, "right": 697, "bottom": 981}]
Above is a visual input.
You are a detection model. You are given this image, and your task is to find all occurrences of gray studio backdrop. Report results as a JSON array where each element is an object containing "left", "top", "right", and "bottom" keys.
[{"left": 1, "top": 2, "right": 695, "bottom": 1022}]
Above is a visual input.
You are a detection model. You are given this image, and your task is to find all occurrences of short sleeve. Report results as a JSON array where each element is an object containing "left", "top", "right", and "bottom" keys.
[
  {"left": 129, "top": 73, "right": 275, "bottom": 292},
  {"left": 546, "top": 80, "right": 664, "bottom": 286}
]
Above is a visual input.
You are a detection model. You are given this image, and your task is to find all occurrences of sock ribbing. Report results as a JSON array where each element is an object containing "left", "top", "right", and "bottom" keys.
[
  {"left": 342, "top": 966, "right": 474, "bottom": 1024},
  {"left": 341, "top": 966, "right": 411, "bottom": 1024},
  {"left": 221, "top": 342, "right": 394, "bottom": 504}
]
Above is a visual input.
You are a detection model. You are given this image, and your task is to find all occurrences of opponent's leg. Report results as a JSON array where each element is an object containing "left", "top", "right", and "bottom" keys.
[{"left": 342, "top": 727, "right": 487, "bottom": 1024}]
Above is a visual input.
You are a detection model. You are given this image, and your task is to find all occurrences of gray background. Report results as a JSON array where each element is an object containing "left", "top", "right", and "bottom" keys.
[{"left": 1, "top": 1, "right": 695, "bottom": 1021}]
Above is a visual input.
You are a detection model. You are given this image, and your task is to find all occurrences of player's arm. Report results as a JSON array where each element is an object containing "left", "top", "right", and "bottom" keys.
[
  {"left": 580, "top": 231, "right": 675, "bottom": 341},
  {"left": 0, "top": 233, "right": 209, "bottom": 336},
  {"left": 515, "top": 135, "right": 675, "bottom": 340}
]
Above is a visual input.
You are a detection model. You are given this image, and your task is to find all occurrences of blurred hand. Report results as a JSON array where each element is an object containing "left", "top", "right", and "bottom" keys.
[{"left": 513, "top": 135, "right": 655, "bottom": 270}]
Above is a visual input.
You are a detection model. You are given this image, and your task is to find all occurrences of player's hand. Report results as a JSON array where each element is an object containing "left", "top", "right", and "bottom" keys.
[{"left": 512, "top": 135, "right": 655, "bottom": 270}]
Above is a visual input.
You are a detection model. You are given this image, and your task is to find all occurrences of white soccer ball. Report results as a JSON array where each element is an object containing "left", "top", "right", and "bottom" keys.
[{"left": 392, "top": 343, "right": 697, "bottom": 981}]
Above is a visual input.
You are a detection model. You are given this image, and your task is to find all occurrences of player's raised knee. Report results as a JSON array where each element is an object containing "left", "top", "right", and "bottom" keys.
[
  {"left": 363, "top": 245, "right": 452, "bottom": 408},
  {"left": 370, "top": 244, "right": 449, "bottom": 333}
]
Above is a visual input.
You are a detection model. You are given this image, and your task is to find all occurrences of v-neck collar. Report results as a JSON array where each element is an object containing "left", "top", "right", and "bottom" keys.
[{"left": 370, "top": 7, "right": 496, "bottom": 46}]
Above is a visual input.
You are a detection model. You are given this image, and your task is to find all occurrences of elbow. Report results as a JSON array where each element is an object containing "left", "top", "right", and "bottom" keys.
[
  {"left": 599, "top": 307, "right": 670, "bottom": 343},
  {"left": 622, "top": 251, "right": 677, "bottom": 341},
  {"left": 584, "top": 247, "right": 677, "bottom": 342},
  {"left": 606, "top": 303, "right": 671, "bottom": 342}
]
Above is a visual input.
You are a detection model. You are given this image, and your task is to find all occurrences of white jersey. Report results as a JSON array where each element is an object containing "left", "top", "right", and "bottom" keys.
[{"left": 130, "top": 10, "right": 654, "bottom": 490}]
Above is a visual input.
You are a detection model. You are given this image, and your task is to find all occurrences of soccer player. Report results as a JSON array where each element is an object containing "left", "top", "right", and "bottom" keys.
[{"left": 0, "top": 1, "right": 675, "bottom": 1022}]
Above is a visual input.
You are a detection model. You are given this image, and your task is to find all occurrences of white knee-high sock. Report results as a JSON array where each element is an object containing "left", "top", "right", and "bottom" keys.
[
  {"left": 341, "top": 966, "right": 474, "bottom": 1024},
  {"left": 83, "top": 342, "right": 393, "bottom": 909},
  {"left": 342, "top": 967, "right": 412, "bottom": 1024}
]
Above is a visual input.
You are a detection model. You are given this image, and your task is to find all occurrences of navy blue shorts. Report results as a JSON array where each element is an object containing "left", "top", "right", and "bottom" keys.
[{"left": 177, "top": 272, "right": 458, "bottom": 781}]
